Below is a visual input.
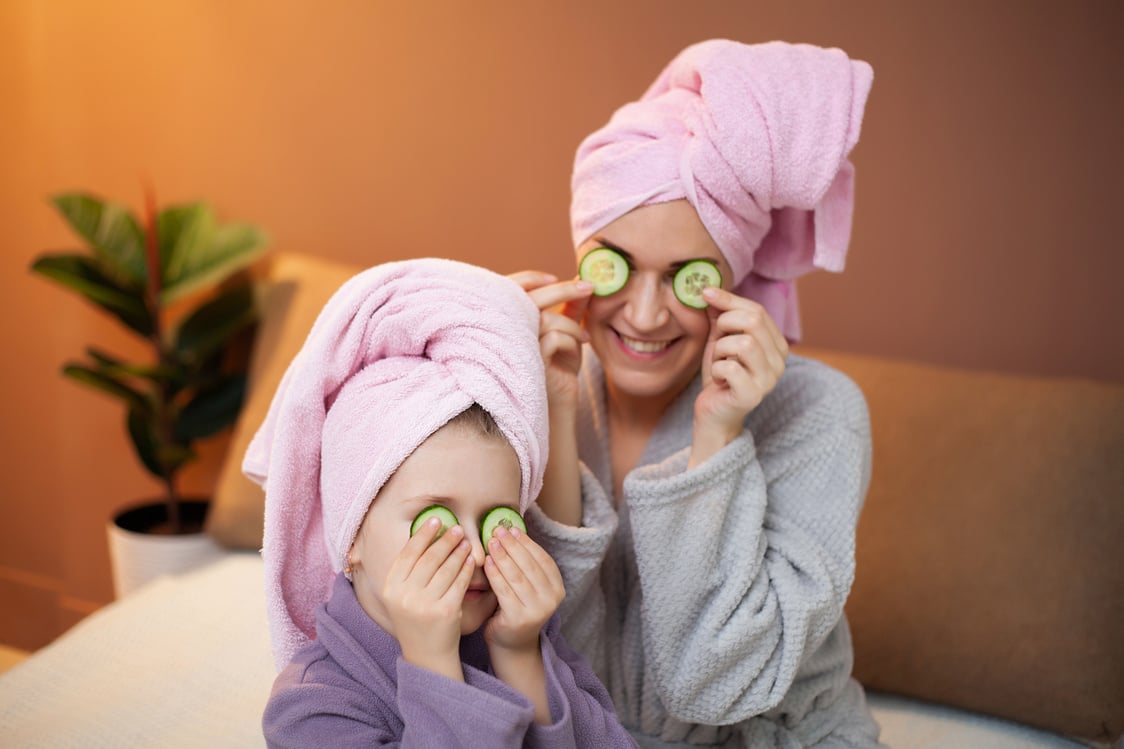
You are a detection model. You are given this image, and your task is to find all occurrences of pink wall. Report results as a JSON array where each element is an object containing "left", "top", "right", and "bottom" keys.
[{"left": 2, "top": 0, "right": 1121, "bottom": 647}]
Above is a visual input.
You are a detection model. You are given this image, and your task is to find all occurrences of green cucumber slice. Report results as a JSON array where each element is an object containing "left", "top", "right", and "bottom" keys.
[
  {"left": 673, "top": 260, "right": 722, "bottom": 309},
  {"left": 409, "top": 505, "right": 459, "bottom": 538},
  {"left": 579, "top": 247, "right": 629, "bottom": 296},
  {"left": 480, "top": 506, "right": 527, "bottom": 552}
]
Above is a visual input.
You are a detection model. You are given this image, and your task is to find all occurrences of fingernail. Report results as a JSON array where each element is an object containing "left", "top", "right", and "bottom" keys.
[
  {"left": 575, "top": 280, "right": 593, "bottom": 291},
  {"left": 702, "top": 287, "right": 718, "bottom": 300}
]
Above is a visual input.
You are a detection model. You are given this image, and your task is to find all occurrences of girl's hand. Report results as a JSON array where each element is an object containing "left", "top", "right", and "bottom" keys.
[
  {"left": 482, "top": 525, "right": 565, "bottom": 655},
  {"left": 507, "top": 271, "right": 593, "bottom": 414},
  {"left": 382, "top": 518, "right": 474, "bottom": 680},
  {"left": 691, "top": 286, "right": 789, "bottom": 466}
]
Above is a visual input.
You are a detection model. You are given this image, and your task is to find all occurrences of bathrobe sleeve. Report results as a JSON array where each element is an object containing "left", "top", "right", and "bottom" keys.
[
  {"left": 525, "top": 463, "right": 618, "bottom": 675},
  {"left": 530, "top": 614, "right": 639, "bottom": 749},
  {"left": 622, "top": 367, "right": 871, "bottom": 724}
]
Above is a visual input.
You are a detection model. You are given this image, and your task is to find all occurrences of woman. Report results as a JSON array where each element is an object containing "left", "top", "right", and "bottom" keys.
[{"left": 513, "top": 40, "right": 884, "bottom": 747}]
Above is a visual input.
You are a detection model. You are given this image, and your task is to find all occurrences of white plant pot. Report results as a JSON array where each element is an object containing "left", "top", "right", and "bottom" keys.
[{"left": 106, "top": 500, "right": 226, "bottom": 599}]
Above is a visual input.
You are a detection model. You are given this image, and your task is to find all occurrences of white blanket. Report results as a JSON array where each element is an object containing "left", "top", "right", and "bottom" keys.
[{"left": 0, "top": 554, "right": 273, "bottom": 748}]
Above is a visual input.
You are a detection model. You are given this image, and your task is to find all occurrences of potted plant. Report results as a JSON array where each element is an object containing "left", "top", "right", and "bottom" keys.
[{"left": 30, "top": 188, "right": 269, "bottom": 596}]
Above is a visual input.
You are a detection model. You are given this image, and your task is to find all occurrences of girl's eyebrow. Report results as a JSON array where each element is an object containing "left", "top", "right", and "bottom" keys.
[{"left": 404, "top": 495, "right": 451, "bottom": 508}]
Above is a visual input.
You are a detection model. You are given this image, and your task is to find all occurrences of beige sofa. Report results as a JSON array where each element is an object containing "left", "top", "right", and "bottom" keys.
[{"left": 2, "top": 252, "right": 1119, "bottom": 747}]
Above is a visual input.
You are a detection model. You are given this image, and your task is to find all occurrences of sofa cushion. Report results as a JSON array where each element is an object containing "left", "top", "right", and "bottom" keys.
[
  {"left": 206, "top": 253, "right": 361, "bottom": 550},
  {"left": 800, "top": 346, "right": 1124, "bottom": 744}
]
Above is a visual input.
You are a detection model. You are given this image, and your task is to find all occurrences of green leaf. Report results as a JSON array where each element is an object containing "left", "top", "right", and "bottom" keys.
[
  {"left": 127, "top": 406, "right": 165, "bottom": 480},
  {"left": 50, "top": 193, "right": 147, "bottom": 287},
  {"left": 86, "top": 347, "right": 177, "bottom": 382},
  {"left": 30, "top": 254, "right": 154, "bottom": 336},
  {"left": 63, "top": 364, "right": 149, "bottom": 413},
  {"left": 127, "top": 406, "right": 194, "bottom": 480},
  {"left": 174, "top": 374, "right": 246, "bottom": 441},
  {"left": 161, "top": 221, "right": 269, "bottom": 306},
  {"left": 158, "top": 203, "right": 215, "bottom": 288},
  {"left": 174, "top": 284, "right": 257, "bottom": 361}
]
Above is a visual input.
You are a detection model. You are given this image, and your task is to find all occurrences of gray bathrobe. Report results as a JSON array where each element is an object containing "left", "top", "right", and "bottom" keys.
[{"left": 526, "top": 352, "right": 885, "bottom": 748}]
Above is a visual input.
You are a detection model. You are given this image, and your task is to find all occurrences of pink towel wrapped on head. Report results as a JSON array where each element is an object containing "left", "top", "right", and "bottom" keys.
[
  {"left": 243, "top": 258, "right": 548, "bottom": 670},
  {"left": 571, "top": 39, "right": 874, "bottom": 341}
]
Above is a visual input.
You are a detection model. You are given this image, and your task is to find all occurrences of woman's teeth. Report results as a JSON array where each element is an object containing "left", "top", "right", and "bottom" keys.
[{"left": 620, "top": 334, "right": 670, "bottom": 354}]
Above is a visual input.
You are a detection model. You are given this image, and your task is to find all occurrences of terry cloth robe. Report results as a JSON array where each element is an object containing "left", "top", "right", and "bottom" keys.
[
  {"left": 263, "top": 573, "right": 638, "bottom": 749},
  {"left": 526, "top": 352, "right": 886, "bottom": 748}
]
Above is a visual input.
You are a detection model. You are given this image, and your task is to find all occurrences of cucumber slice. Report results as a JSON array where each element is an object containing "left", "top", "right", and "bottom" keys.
[
  {"left": 480, "top": 506, "right": 527, "bottom": 552},
  {"left": 409, "top": 505, "right": 459, "bottom": 538},
  {"left": 579, "top": 247, "right": 629, "bottom": 296},
  {"left": 673, "top": 260, "right": 722, "bottom": 309}
]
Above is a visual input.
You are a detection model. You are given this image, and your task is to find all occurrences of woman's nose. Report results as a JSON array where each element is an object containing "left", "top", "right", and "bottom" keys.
[{"left": 624, "top": 273, "right": 670, "bottom": 330}]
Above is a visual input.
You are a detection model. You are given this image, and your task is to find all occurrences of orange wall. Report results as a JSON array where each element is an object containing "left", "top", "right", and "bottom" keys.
[{"left": 2, "top": 1, "right": 1121, "bottom": 648}]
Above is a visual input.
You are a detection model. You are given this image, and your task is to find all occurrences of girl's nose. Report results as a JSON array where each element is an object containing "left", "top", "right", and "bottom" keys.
[
  {"left": 467, "top": 532, "right": 487, "bottom": 568},
  {"left": 624, "top": 273, "right": 670, "bottom": 330}
]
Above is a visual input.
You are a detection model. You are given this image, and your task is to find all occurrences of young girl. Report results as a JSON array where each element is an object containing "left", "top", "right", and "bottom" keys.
[
  {"left": 514, "top": 40, "right": 885, "bottom": 746},
  {"left": 244, "top": 258, "right": 637, "bottom": 748}
]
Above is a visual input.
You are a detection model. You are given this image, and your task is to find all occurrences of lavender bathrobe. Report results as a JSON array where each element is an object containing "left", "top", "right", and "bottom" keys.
[
  {"left": 264, "top": 573, "right": 638, "bottom": 748},
  {"left": 526, "top": 352, "right": 885, "bottom": 748}
]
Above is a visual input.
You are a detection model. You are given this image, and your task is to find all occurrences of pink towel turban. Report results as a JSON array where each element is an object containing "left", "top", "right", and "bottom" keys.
[
  {"left": 570, "top": 39, "right": 874, "bottom": 341},
  {"left": 243, "top": 258, "right": 548, "bottom": 669}
]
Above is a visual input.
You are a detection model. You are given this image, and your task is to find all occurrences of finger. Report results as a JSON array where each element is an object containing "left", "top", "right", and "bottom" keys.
[
  {"left": 711, "top": 332, "right": 765, "bottom": 371},
  {"left": 541, "top": 329, "right": 584, "bottom": 368},
  {"left": 558, "top": 290, "right": 592, "bottom": 325},
  {"left": 404, "top": 524, "right": 467, "bottom": 587},
  {"left": 494, "top": 526, "right": 549, "bottom": 590},
  {"left": 386, "top": 517, "right": 452, "bottom": 582},
  {"left": 717, "top": 334, "right": 780, "bottom": 398},
  {"left": 427, "top": 538, "right": 473, "bottom": 595},
  {"left": 527, "top": 278, "right": 594, "bottom": 312},
  {"left": 711, "top": 359, "right": 763, "bottom": 408},
  {"left": 484, "top": 555, "right": 517, "bottom": 609},
  {"left": 508, "top": 270, "right": 559, "bottom": 292},
  {"left": 507, "top": 528, "right": 565, "bottom": 599},
  {"left": 514, "top": 530, "right": 561, "bottom": 576},
  {"left": 441, "top": 547, "right": 476, "bottom": 604},
  {"left": 541, "top": 309, "right": 587, "bottom": 341},
  {"left": 707, "top": 288, "right": 789, "bottom": 361},
  {"left": 712, "top": 307, "right": 785, "bottom": 371},
  {"left": 485, "top": 534, "right": 530, "bottom": 608},
  {"left": 754, "top": 306, "right": 789, "bottom": 363}
]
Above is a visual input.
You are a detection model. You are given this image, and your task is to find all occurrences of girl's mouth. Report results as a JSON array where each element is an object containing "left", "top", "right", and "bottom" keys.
[{"left": 464, "top": 585, "right": 491, "bottom": 601}]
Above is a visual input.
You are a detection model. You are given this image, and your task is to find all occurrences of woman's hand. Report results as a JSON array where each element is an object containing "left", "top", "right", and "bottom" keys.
[
  {"left": 483, "top": 525, "right": 566, "bottom": 654},
  {"left": 509, "top": 270, "right": 591, "bottom": 527},
  {"left": 507, "top": 271, "right": 592, "bottom": 414},
  {"left": 382, "top": 518, "right": 474, "bottom": 681},
  {"left": 691, "top": 286, "right": 789, "bottom": 467}
]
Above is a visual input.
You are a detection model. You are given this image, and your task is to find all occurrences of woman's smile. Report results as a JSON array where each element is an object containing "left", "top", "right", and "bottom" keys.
[{"left": 614, "top": 329, "right": 678, "bottom": 357}]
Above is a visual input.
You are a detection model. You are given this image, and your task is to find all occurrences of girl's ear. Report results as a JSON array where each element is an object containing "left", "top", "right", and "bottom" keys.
[{"left": 345, "top": 532, "right": 363, "bottom": 576}]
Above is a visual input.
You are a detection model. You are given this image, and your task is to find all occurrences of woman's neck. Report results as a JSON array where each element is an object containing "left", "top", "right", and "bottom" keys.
[
  {"left": 604, "top": 383, "right": 675, "bottom": 435},
  {"left": 603, "top": 379, "right": 691, "bottom": 500}
]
